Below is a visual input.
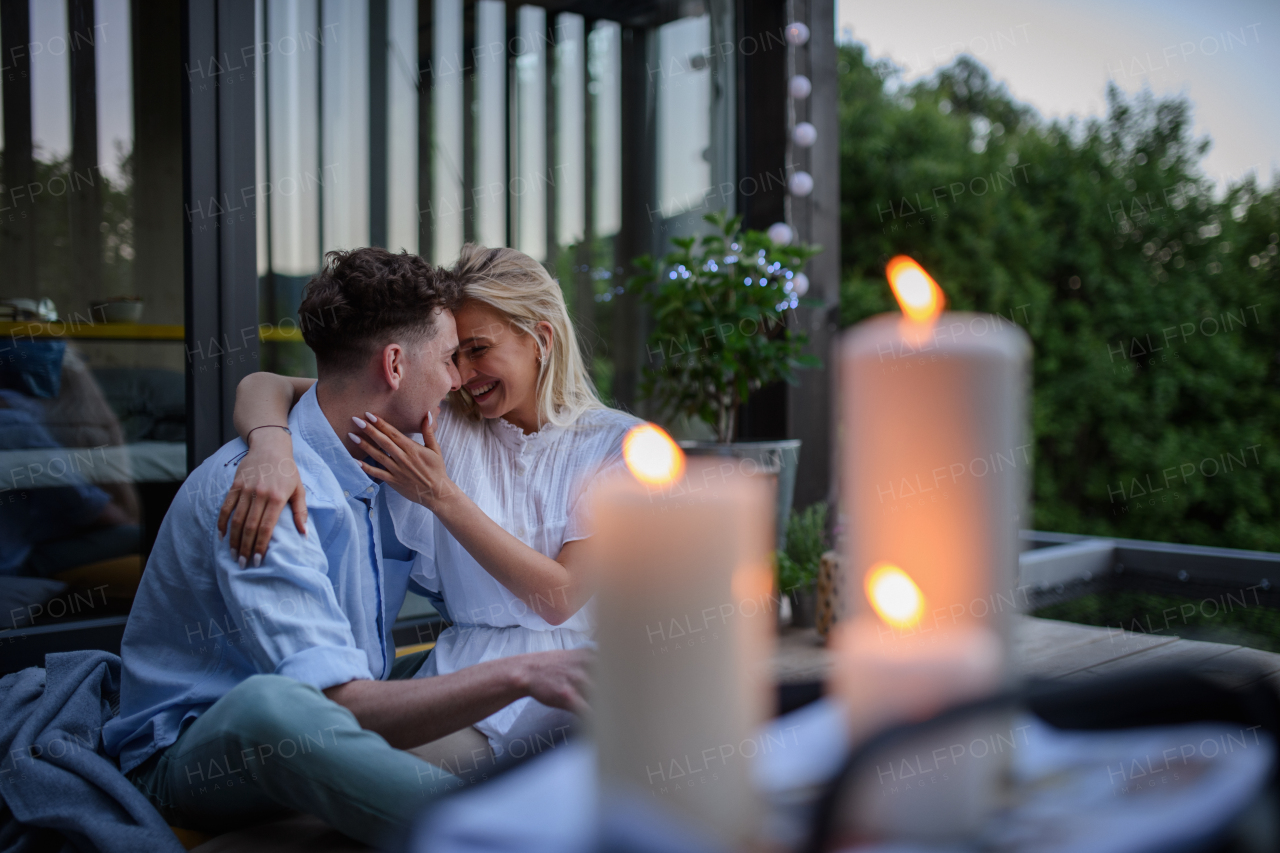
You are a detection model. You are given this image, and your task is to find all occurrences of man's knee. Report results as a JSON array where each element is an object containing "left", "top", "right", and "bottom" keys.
[{"left": 220, "top": 675, "right": 339, "bottom": 749}]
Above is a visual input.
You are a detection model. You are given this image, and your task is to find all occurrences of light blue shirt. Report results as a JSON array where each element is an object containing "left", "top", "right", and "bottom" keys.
[{"left": 103, "top": 386, "right": 431, "bottom": 773}]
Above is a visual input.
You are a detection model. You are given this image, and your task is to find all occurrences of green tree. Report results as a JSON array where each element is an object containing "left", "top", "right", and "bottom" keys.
[{"left": 837, "top": 44, "right": 1280, "bottom": 551}]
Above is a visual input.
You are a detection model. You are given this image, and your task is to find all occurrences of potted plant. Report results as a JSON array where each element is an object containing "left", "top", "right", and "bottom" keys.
[
  {"left": 628, "top": 211, "right": 821, "bottom": 550},
  {"left": 775, "top": 502, "right": 829, "bottom": 628}
]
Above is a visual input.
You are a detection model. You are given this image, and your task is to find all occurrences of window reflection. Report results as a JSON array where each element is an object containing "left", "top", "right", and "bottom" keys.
[
  {"left": 28, "top": 0, "right": 70, "bottom": 161},
  {"left": 0, "top": 0, "right": 185, "bottom": 633},
  {"left": 95, "top": 0, "right": 132, "bottom": 186}
]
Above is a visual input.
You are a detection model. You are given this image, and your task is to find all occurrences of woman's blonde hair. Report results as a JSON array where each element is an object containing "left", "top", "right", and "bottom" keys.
[{"left": 448, "top": 244, "right": 604, "bottom": 428}]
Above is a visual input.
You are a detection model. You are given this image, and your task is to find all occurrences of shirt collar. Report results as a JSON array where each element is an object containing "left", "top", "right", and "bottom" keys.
[
  {"left": 486, "top": 415, "right": 562, "bottom": 454},
  {"left": 292, "top": 384, "right": 377, "bottom": 498}
]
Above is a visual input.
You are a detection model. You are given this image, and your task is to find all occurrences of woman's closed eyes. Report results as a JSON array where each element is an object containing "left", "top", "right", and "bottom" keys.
[{"left": 455, "top": 344, "right": 491, "bottom": 368}]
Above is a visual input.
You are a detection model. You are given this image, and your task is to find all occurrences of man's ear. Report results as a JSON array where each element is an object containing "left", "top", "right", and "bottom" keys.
[{"left": 380, "top": 343, "right": 406, "bottom": 391}]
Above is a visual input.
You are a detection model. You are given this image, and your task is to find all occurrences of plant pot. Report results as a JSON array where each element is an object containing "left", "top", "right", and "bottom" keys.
[
  {"left": 91, "top": 298, "right": 144, "bottom": 323},
  {"left": 788, "top": 584, "right": 817, "bottom": 629},
  {"left": 678, "top": 439, "right": 801, "bottom": 554}
]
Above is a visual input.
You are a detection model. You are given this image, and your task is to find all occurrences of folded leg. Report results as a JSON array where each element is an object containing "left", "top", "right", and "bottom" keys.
[{"left": 129, "top": 674, "right": 463, "bottom": 847}]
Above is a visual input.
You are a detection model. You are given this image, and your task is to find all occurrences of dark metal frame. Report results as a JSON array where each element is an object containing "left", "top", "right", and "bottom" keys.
[{"left": 183, "top": 0, "right": 262, "bottom": 470}]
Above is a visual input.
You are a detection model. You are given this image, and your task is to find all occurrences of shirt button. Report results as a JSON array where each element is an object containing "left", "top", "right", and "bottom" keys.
[
  {"left": 343, "top": 490, "right": 350, "bottom": 497},
  {"left": 367, "top": 486, "right": 374, "bottom": 493},
  {"left": 369, "top": 509, "right": 375, "bottom": 519}
]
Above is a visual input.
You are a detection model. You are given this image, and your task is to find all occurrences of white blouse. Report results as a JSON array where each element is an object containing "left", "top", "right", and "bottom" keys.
[{"left": 388, "top": 401, "right": 641, "bottom": 752}]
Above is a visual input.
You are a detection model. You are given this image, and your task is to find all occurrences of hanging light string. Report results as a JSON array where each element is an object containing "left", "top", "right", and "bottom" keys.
[
  {"left": 774, "top": 7, "right": 813, "bottom": 298},
  {"left": 784, "top": 0, "right": 797, "bottom": 237}
]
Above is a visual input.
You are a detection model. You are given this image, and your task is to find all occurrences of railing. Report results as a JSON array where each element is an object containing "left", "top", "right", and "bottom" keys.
[{"left": 1019, "top": 531, "right": 1280, "bottom": 609}]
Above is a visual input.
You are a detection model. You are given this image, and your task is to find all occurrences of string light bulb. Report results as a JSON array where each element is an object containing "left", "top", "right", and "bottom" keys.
[
  {"left": 788, "top": 171, "right": 814, "bottom": 197},
  {"left": 793, "top": 121, "right": 817, "bottom": 147},
  {"left": 785, "top": 21, "right": 810, "bottom": 46},
  {"left": 767, "top": 222, "right": 794, "bottom": 245}
]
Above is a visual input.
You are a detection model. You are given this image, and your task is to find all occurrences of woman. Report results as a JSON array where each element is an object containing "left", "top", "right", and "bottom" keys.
[{"left": 219, "top": 244, "right": 640, "bottom": 757}]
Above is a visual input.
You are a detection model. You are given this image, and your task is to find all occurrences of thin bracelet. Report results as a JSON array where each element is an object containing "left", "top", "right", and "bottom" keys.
[{"left": 246, "top": 425, "right": 291, "bottom": 444}]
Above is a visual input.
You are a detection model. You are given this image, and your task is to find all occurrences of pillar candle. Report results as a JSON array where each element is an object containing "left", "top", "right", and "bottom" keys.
[
  {"left": 834, "top": 257, "right": 1031, "bottom": 733},
  {"left": 588, "top": 426, "right": 775, "bottom": 847}
]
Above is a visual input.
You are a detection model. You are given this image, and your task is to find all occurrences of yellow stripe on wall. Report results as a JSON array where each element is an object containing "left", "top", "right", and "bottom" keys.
[{"left": 395, "top": 642, "right": 436, "bottom": 657}]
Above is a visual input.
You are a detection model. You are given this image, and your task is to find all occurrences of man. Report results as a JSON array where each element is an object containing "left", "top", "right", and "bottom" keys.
[{"left": 102, "top": 248, "right": 589, "bottom": 846}]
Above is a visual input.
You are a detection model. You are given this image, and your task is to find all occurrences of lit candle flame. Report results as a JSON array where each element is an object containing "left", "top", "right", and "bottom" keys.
[
  {"left": 623, "top": 424, "right": 686, "bottom": 486},
  {"left": 865, "top": 563, "right": 925, "bottom": 629},
  {"left": 885, "top": 256, "right": 945, "bottom": 323}
]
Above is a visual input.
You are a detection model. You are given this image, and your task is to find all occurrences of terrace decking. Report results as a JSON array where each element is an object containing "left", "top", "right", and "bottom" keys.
[
  {"left": 771, "top": 533, "right": 1280, "bottom": 689},
  {"left": 774, "top": 615, "right": 1280, "bottom": 688}
]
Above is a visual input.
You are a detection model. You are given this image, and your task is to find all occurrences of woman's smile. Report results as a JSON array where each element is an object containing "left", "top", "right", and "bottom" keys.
[{"left": 467, "top": 378, "right": 500, "bottom": 403}]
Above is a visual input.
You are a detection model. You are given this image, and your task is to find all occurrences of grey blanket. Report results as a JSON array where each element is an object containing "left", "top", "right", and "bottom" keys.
[{"left": 0, "top": 651, "right": 183, "bottom": 853}]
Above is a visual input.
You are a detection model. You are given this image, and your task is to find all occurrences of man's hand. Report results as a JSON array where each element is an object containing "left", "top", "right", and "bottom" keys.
[
  {"left": 320, "top": 648, "right": 594, "bottom": 749},
  {"left": 508, "top": 649, "right": 592, "bottom": 716}
]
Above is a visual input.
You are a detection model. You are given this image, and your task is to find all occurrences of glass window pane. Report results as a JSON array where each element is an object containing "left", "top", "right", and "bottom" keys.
[
  {"left": 511, "top": 4, "right": 546, "bottom": 260},
  {"left": 431, "top": 0, "right": 464, "bottom": 264},
  {"left": 321, "top": 0, "right": 370, "bottom": 254},
  {"left": 588, "top": 20, "right": 620, "bottom": 239},
  {"left": 94, "top": 0, "right": 131, "bottom": 185},
  {"left": 256, "top": 0, "right": 269, "bottom": 279},
  {"left": 474, "top": 0, "right": 506, "bottom": 248},
  {"left": 386, "top": 0, "right": 418, "bottom": 254},
  {"left": 655, "top": 15, "right": 712, "bottom": 219},
  {"left": 267, "top": 0, "right": 321, "bottom": 276},
  {"left": 29, "top": 0, "right": 70, "bottom": 161},
  {"left": 554, "top": 12, "right": 583, "bottom": 247}
]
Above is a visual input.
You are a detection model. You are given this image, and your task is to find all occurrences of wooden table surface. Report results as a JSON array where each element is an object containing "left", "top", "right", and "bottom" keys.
[{"left": 773, "top": 615, "right": 1280, "bottom": 689}]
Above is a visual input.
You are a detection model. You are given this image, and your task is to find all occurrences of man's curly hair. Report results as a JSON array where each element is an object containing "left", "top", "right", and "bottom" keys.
[{"left": 298, "top": 248, "right": 463, "bottom": 374}]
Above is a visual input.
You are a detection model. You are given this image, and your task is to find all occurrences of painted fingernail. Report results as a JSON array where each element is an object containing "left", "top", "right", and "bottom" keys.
[
  {"left": 348, "top": 432, "right": 362, "bottom": 445},
  {"left": 253, "top": 553, "right": 262, "bottom": 567},
  {"left": 365, "top": 412, "right": 378, "bottom": 423},
  {"left": 353, "top": 416, "right": 367, "bottom": 429},
  {"left": 428, "top": 411, "right": 434, "bottom": 427},
  {"left": 238, "top": 555, "right": 247, "bottom": 569}
]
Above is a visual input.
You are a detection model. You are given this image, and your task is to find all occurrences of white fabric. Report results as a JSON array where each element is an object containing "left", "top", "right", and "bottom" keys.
[{"left": 406, "top": 403, "right": 642, "bottom": 751}]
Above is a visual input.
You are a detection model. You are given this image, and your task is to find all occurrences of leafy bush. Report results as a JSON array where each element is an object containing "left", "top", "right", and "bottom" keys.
[
  {"left": 776, "top": 502, "right": 829, "bottom": 592},
  {"left": 628, "top": 212, "right": 820, "bottom": 442},
  {"left": 837, "top": 44, "right": 1279, "bottom": 551}
]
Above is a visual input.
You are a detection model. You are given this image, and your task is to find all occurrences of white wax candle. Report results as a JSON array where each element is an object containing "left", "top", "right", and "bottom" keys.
[
  {"left": 588, "top": 444, "right": 775, "bottom": 847},
  {"left": 836, "top": 308, "right": 1030, "bottom": 723}
]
